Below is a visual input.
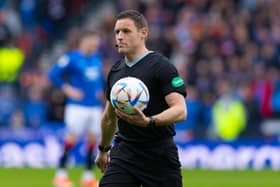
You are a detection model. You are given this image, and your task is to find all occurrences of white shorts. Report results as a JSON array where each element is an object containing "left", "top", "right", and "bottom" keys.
[{"left": 64, "top": 104, "right": 103, "bottom": 136}]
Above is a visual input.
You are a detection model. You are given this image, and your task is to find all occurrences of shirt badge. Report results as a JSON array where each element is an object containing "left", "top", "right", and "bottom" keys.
[{"left": 171, "top": 76, "right": 184, "bottom": 88}]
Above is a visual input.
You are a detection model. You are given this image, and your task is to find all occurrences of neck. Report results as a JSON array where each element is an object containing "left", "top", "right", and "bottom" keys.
[
  {"left": 125, "top": 46, "right": 148, "bottom": 62},
  {"left": 79, "top": 48, "right": 89, "bottom": 56}
]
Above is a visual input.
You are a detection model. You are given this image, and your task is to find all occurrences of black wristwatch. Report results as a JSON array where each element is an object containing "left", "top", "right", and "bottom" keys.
[
  {"left": 98, "top": 144, "right": 112, "bottom": 152},
  {"left": 148, "top": 116, "right": 156, "bottom": 127}
]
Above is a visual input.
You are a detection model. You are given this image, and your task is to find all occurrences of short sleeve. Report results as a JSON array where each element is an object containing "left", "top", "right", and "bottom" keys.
[{"left": 156, "top": 58, "right": 186, "bottom": 98}]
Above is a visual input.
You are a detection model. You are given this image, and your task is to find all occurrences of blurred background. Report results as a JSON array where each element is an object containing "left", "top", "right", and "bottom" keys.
[{"left": 0, "top": 0, "right": 280, "bottom": 170}]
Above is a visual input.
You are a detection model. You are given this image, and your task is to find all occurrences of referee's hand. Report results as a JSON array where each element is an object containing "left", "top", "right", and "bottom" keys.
[
  {"left": 95, "top": 151, "right": 110, "bottom": 173},
  {"left": 115, "top": 107, "right": 150, "bottom": 127}
]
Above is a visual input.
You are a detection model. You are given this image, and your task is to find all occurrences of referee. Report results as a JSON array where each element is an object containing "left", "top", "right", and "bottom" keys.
[{"left": 95, "top": 10, "right": 187, "bottom": 187}]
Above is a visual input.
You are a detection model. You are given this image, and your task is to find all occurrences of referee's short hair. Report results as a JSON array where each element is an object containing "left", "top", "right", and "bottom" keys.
[{"left": 116, "top": 10, "right": 148, "bottom": 30}]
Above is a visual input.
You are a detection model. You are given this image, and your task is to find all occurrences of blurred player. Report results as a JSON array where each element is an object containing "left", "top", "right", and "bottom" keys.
[
  {"left": 95, "top": 10, "right": 187, "bottom": 187},
  {"left": 49, "top": 28, "right": 104, "bottom": 187}
]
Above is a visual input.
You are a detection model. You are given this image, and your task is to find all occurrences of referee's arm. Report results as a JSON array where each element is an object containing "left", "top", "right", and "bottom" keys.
[
  {"left": 152, "top": 92, "right": 187, "bottom": 126},
  {"left": 99, "top": 101, "right": 117, "bottom": 147},
  {"left": 96, "top": 101, "right": 117, "bottom": 172},
  {"left": 115, "top": 92, "right": 187, "bottom": 127}
]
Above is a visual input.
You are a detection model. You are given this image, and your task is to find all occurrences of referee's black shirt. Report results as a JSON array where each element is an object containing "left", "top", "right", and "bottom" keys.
[{"left": 106, "top": 52, "right": 186, "bottom": 144}]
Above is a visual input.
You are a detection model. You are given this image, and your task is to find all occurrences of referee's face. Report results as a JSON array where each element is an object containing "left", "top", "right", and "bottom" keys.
[{"left": 114, "top": 18, "right": 146, "bottom": 55}]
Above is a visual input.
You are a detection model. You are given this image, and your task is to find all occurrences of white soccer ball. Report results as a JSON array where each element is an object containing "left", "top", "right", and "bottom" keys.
[{"left": 110, "top": 77, "right": 150, "bottom": 114}]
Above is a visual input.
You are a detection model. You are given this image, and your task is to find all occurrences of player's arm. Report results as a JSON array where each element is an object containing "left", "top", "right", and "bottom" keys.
[
  {"left": 61, "top": 83, "right": 83, "bottom": 100},
  {"left": 48, "top": 55, "right": 70, "bottom": 89},
  {"left": 48, "top": 55, "right": 83, "bottom": 100}
]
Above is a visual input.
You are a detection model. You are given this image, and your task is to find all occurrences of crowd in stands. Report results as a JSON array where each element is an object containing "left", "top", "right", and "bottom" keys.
[
  {"left": 0, "top": 0, "right": 95, "bottom": 127},
  {"left": 1, "top": 0, "right": 280, "bottom": 142}
]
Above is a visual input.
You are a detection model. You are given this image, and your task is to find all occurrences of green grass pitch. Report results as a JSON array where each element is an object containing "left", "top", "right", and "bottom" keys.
[{"left": 0, "top": 168, "right": 279, "bottom": 187}]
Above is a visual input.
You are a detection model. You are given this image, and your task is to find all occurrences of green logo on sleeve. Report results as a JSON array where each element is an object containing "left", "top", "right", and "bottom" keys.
[{"left": 171, "top": 76, "right": 184, "bottom": 88}]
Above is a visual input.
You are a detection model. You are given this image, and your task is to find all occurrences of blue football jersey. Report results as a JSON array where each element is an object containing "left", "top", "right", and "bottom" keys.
[{"left": 48, "top": 50, "right": 104, "bottom": 107}]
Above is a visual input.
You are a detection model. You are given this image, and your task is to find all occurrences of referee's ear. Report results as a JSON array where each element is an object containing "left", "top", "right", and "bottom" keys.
[{"left": 140, "top": 27, "right": 148, "bottom": 40}]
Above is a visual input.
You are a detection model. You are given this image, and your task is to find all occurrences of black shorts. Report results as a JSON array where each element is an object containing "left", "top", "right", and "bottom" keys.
[{"left": 99, "top": 138, "right": 182, "bottom": 187}]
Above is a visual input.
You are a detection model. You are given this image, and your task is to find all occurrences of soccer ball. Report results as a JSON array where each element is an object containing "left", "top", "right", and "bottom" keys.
[{"left": 110, "top": 77, "right": 150, "bottom": 114}]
